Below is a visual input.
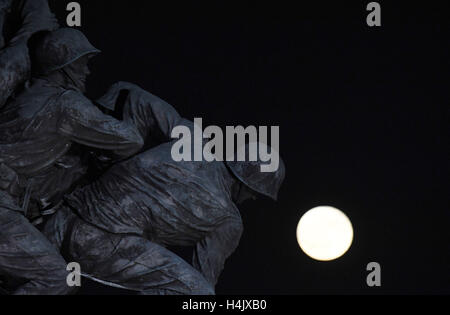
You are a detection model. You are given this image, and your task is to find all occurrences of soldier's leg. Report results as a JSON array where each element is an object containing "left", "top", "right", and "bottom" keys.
[
  {"left": 0, "top": 42, "right": 30, "bottom": 107},
  {"left": 41, "top": 205, "right": 77, "bottom": 251},
  {"left": 0, "top": 206, "right": 73, "bottom": 295},
  {"left": 0, "top": 9, "right": 5, "bottom": 49},
  {"left": 69, "top": 221, "right": 214, "bottom": 295}
]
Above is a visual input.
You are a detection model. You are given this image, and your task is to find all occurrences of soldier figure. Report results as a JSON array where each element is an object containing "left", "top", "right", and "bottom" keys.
[
  {"left": 0, "top": 0, "right": 58, "bottom": 107},
  {"left": 0, "top": 29, "right": 145, "bottom": 294},
  {"left": 0, "top": 3, "right": 286, "bottom": 295},
  {"left": 44, "top": 83, "right": 286, "bottom": 295}
]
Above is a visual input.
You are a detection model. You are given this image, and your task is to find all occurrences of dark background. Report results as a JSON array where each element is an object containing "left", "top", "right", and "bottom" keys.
[{"left": 48, "top": 1, "right": 449, "bottom": 294}]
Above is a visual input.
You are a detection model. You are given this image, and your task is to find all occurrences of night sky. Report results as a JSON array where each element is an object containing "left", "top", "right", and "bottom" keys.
[{"left": 48, "top": 1, "right": 449, "bottom": 294}]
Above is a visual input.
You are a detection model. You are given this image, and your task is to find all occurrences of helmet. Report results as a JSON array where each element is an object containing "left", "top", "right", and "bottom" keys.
[
  {"left": 35, "top": 28, "right": 100, "bottom": 75},
  {"left": 225, "top": 144, "right": 286, "bottom": 201}
]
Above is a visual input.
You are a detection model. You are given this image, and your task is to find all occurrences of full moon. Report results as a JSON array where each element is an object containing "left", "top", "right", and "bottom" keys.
[{"left": 296, "top": 206, "right": 354, "bottom": 261}]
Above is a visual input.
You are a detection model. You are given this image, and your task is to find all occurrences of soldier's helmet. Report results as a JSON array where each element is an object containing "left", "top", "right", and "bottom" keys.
[
  {"left": 35, "top": 28, "right": 100, "bottom": 75},
  {"left": 225, "top": 143, "right": 285, "bottom": 201}
]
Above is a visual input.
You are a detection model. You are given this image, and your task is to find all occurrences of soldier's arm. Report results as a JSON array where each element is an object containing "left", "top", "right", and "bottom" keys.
[
  {"left": 0, "top": 7, "right": 5, "bottom": 49},
  {"left": 0, "top": 0, "right": 58, "bottom": 107},
  {"left": 192, "top": 216, "right": 244, "bottom": 286},
  {"left": 97, "top": 81, "right": 190, "bottom": 145},
  {"left": 57, "top": 90, "right": 144, "bottom": 158},
  {"left": 10, "top": 0, "right": 58, "bottom": 45}
]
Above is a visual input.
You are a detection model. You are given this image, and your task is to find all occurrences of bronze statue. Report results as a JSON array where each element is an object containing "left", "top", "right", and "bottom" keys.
[
  {"left": 43, "top": 83, "right": 285, "bottom": 294},
  {"left": 0, "top": 27, "right": 144, "bottom": 294},
  {"left": 0, "top": 2, "right": 285, "bottom": 295},
  {"left": 0, "top": 0, "right": 58, "bottom": 107}
]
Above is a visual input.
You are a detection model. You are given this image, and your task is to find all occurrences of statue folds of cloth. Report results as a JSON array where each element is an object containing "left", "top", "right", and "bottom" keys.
[
  {"left": 43, "top": 82, "right": 286, "bottom": 295},
  {"left": 0, "top": 1, "right": 286, "bottom": 295},
  {"left": 0, "top": 26, "right": 147, "bottom": 294},
  {"left": 0, "top": 0, "right": 58, "bottom": 107}
]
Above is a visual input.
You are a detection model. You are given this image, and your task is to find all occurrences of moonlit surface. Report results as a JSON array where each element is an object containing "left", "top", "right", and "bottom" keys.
[{"left": 297, "top": 206, "right": 353, "bottom": 261}]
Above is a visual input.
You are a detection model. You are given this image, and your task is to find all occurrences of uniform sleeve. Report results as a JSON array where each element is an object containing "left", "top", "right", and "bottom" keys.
[
  {"left": 192, "top": 216, "right": 244, "bottom": 286},
  {"left": 96, "top": 81, "right": 187, "bottom": 145},
  {"left": 57, "top": 90, "right": 144, "bottom": 158},
  {"left": 0, "top": 0, "right": 58, "bottom": 107},
  {"left": 10, "top": 0, "right": 59, "bottom": 45}
]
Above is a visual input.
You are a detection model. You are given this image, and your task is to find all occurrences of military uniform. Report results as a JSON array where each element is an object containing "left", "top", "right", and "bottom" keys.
[
  {"left": 0, "top": 29, "right": 144, "bottom": 294},
  {"left": 43, "top": 83, "right": 286, "bottom": 295},
  {"left": 0, "top": 0, "right": 58, "bottom": 107},
  {"left": 46, "top": 142, "right": 242, "bottom": 295}
]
